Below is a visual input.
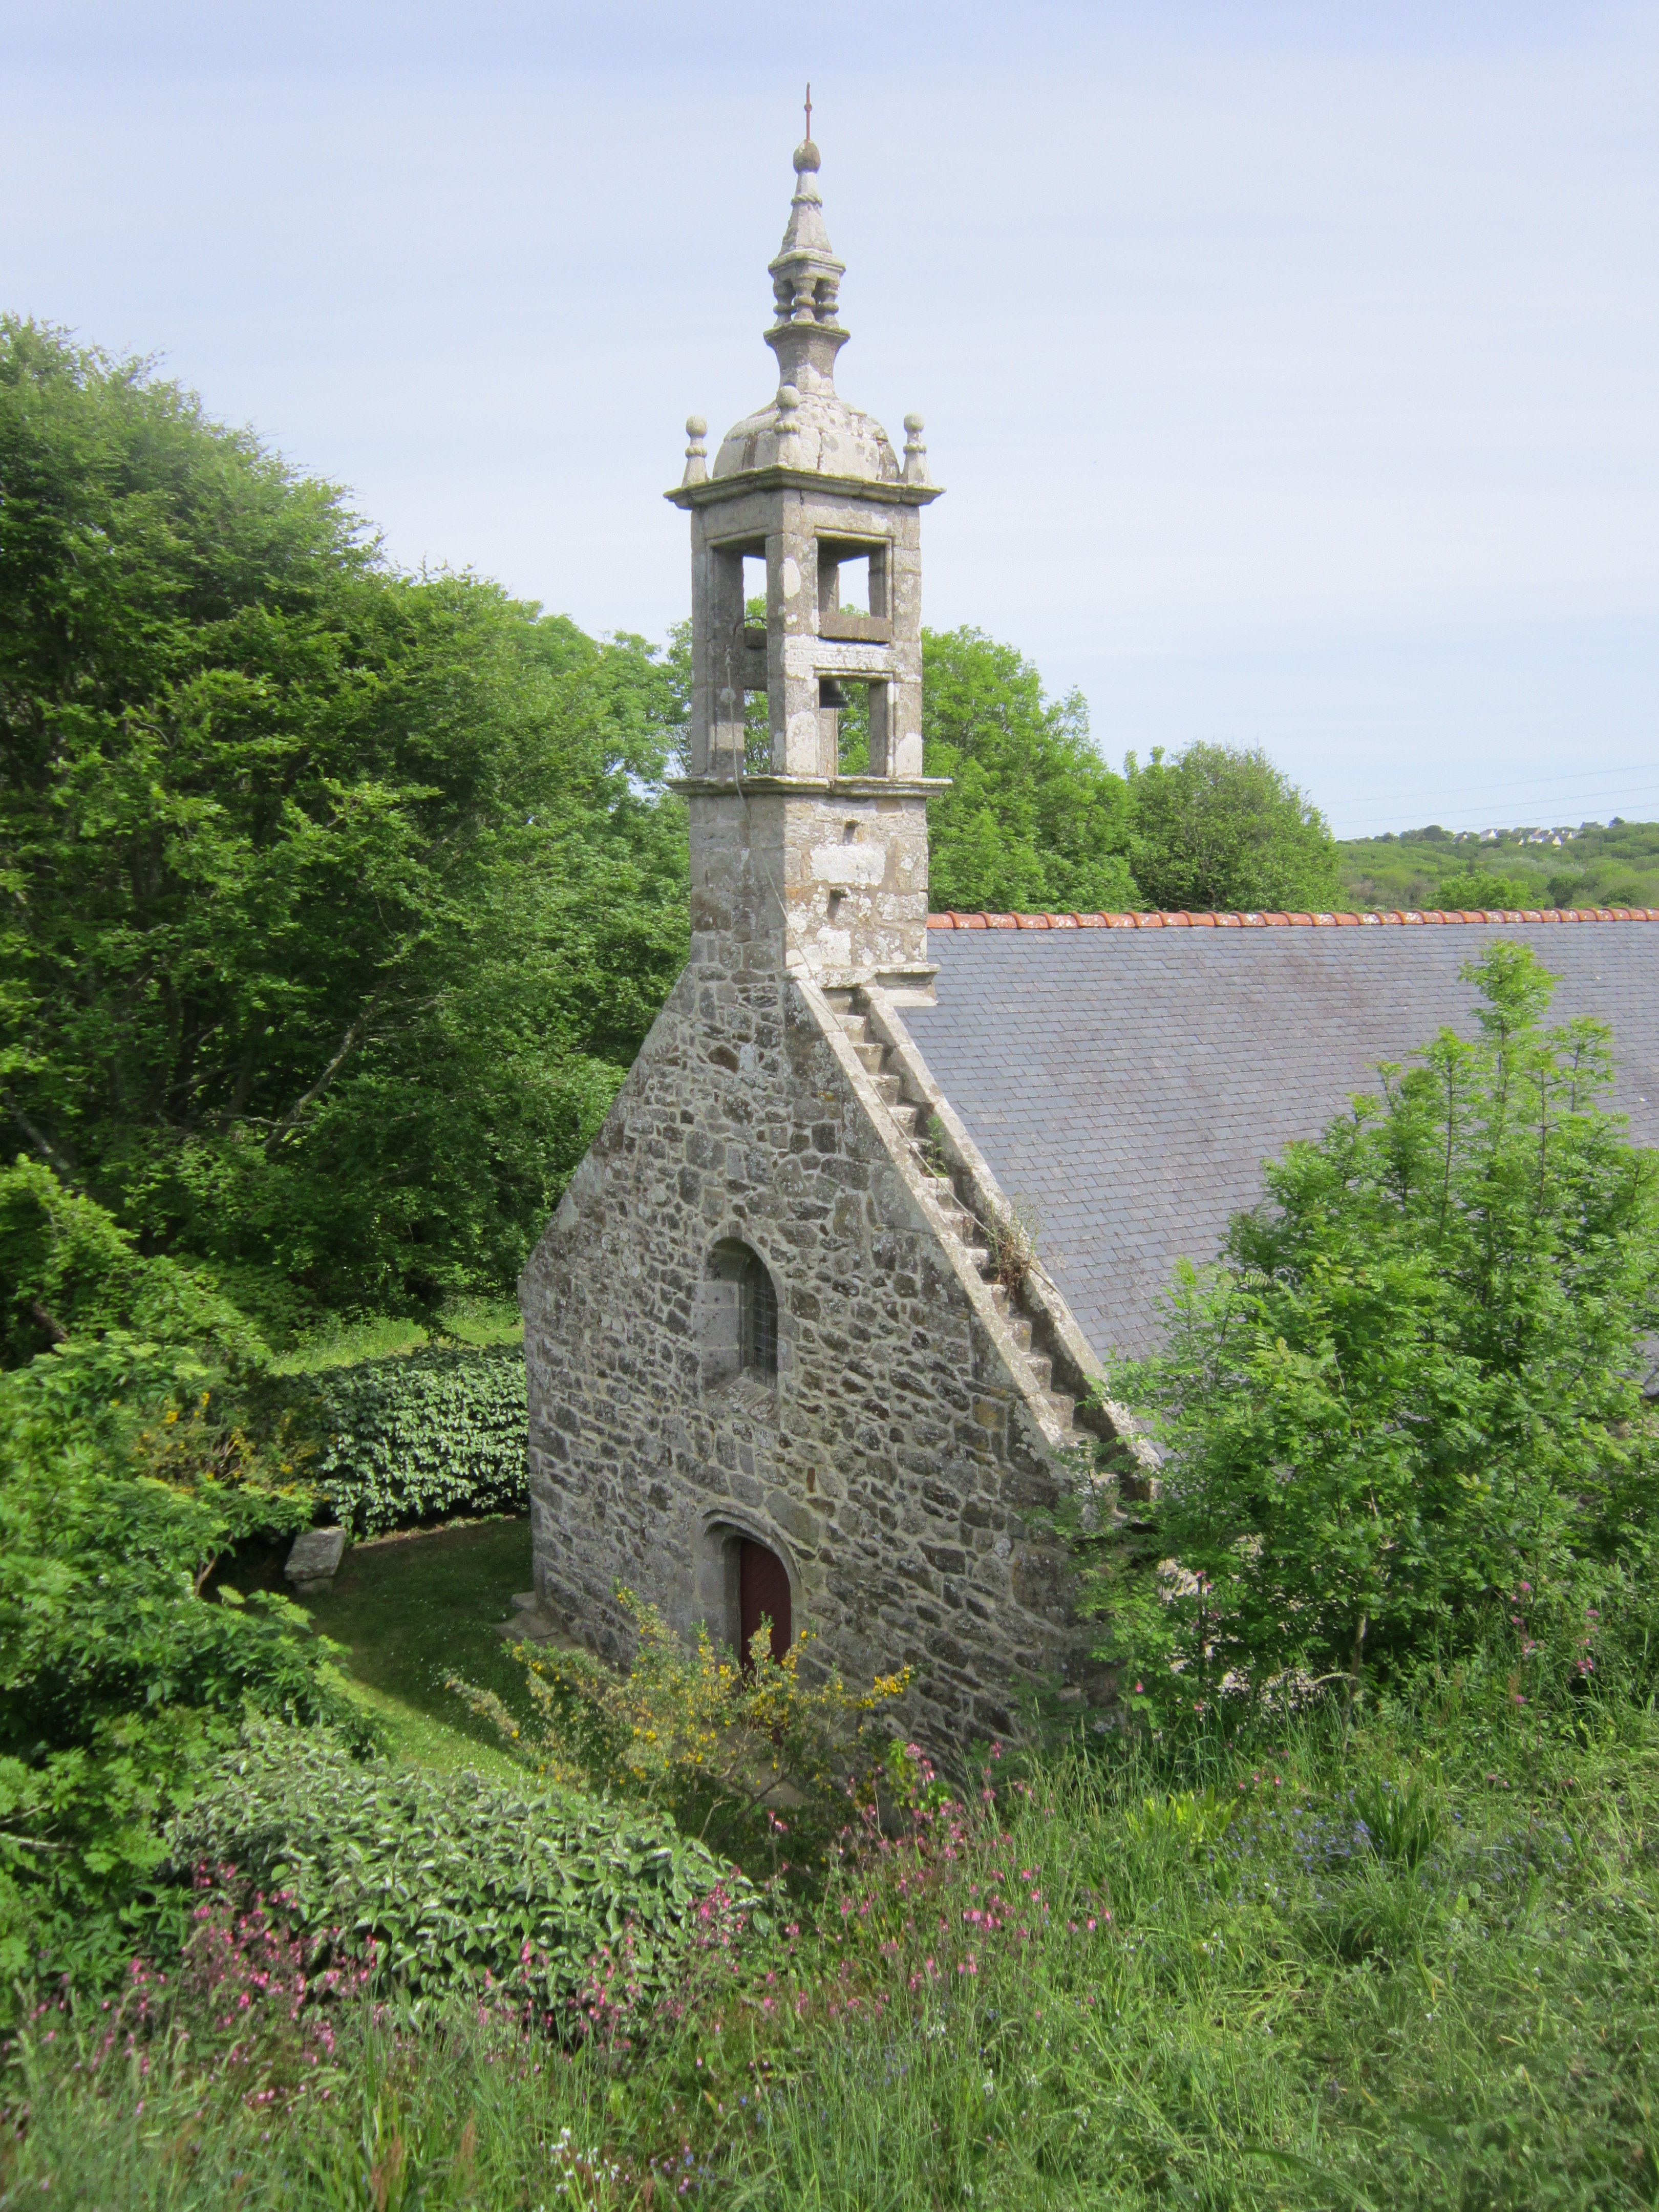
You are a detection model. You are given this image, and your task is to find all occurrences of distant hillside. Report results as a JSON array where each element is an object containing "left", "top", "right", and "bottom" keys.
[{"left": 1338, "top": 820, "right": 1659, "bottom": 913}]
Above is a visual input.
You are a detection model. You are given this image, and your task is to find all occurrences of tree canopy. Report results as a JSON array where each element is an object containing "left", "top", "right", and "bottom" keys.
[
  {"left": 1, "top": 320, "right": 688, "bottom": 1327},
  {"left": 1126, "top": 741, "right": 1341, "bottom": 915},
  {"left": 917, "top": 628, "right": 1138, "bottom": 916}
]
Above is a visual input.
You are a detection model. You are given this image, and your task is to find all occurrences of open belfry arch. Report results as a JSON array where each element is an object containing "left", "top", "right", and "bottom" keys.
[{"left": 520, "top": 117, "right": 1123, "bottom": 1745}]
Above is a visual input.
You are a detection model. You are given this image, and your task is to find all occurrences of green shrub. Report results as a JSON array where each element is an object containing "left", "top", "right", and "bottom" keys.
[
  {"left": 1434, "top": 867, "right": 1535, "bottom": 910},
  {"left": 303, "top": 1342, "right": 528, "bottom": 1534},
  {"left": 0, "top": 1202, "right": 358, "bottom": 1993},
  {"left": 166, "top": 1720, "right": 764, "bottom": 2032},
  {"left": 1090, "top": 941, "right": 1659, "bottom": 1712}
]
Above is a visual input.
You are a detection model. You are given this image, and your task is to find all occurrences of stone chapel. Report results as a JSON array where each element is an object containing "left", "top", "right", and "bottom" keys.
[{"left": 519, "top": 130, "right": 1659, "bottom": 1743}]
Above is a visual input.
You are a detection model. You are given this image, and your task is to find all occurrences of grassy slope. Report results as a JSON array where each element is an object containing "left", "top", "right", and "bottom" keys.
[
  {"left": 9, "top": 1673, "right": 1659, "bottom": 2208},
  {"left": 1339, "top": 819, "right": 1659, "bottom": 913},
  {"left": 241, "top": 1515, "right": 537, "bottom": 1777}
]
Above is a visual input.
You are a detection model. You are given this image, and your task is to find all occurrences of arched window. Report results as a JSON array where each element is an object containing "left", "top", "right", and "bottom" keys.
[
  {"left": 738, "top": 1249, "right": 778, "bottom": 1377},
  {"left": 701, "top": 1239, "right": 781, "bottom": 1389}
]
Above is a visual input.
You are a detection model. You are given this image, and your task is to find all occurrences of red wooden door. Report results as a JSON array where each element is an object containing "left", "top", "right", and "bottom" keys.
[{"left": 739, "top": 1540, "right": 792, "bottom": 1666}]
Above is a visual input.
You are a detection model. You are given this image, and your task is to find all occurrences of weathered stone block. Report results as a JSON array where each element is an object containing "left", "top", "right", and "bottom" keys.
[{"left": 285, "top": 1525, "right": 346, "bottom": 1596}]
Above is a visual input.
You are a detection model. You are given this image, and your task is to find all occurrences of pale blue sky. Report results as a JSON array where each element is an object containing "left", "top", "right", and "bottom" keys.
[{"left": 5, "top": 1, "right": 1655, "bottom": 836}]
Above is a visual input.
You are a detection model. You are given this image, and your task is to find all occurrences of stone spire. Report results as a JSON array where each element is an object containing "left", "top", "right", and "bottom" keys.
[
  {"left": 765, "top": 108, "right": 848, "bottom": 394},
  {"left": 667, "top": 112, "right": 944, "bottom": 991}
]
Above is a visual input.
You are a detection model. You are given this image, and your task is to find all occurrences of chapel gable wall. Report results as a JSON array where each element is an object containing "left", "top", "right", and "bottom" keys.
[{"left": 519, "top": 960, "right": 1098, "bottom": 1745}]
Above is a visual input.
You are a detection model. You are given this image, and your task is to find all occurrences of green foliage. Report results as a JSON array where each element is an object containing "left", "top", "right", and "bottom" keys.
[
  {"left": 1123, "top": 1784, "right": 1242, "bottom": 1856},
  {"left": 1433, "top": 867, "right": 1535, "bottom": 910},
  {"left": 1126, "top": 741, "right": 1342, "bottom": 914},
  {"left": 1091, "top": 942, "right": 1659, "bottom": 1710},
  {"left": 12, "top": 1673, "right": 1659, "bottom": 2208},
  {"left": 0, "top": 320, "right": 687, "bottom": 1318},
  {"left": 0, "top": 1390, "right": 355, "bottom": 1980},
  {"left": 0, "top": 1154, "right": 262, "bottom": 1371},
  {"left": 0, "top": 1165, "right": 359, "bottom": 1987},
  {"left": 1351, "top": 1771, "right": 1441, "bottom": 1867},
  {"left": 1340, "top": 819, "right": 1659, "bottom": 915},
  {"left": 458, "top": 1588, "right": 910, "bottom": 1867},
  {"left": 167, "top": 1719, "right": 763, "bottom": 2028},
  {"left": 273, "top": 1298, "right": 522, "bottom": 1376},
  {"left": 300, "top": 1342, "right": 528, "bottom": 1535},
  {"left": 920, "top": 627, "right": 1138, "bottom": 914}
]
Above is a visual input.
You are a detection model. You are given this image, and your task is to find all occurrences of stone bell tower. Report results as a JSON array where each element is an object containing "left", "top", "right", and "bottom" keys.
[
  {"left": 522, "top": 114, "right": 1108, "bottom": 1742},
  {"left": 668, "top": 118, "right": 943, "bottom": 997}
]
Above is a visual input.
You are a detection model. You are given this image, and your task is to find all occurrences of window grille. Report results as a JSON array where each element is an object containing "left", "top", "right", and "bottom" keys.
[{"left": 739, "top": 1252, "right": 778, "bottom": 1376}]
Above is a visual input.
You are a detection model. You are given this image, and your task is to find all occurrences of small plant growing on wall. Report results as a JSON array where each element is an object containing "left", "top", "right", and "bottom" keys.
[
  {"left": 986, "top": 1195, "right": 1043, "bottom": 1294},
  {"left": 917, "top": 1111, "right": 951, "bottom": 1179}
]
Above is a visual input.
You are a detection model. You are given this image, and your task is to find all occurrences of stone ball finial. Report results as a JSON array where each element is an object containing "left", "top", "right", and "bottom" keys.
[
  {"left": 794, "top": 140, "right": 821, "bottom": 174},
  {"left": 776, "top": 384, "right": 799, "bottom": 413},
  {"left": 682, "top": 415, "right": 709, "bottom": 487},
  {"left": 902, "top": 412, "right": 928, "bottom": 486}
]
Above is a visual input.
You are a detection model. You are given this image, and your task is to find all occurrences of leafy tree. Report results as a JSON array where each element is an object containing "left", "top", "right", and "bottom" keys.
[
  {"left": 917, "top": 628, "right": 1136, "bottom": 915},
  {"left": 1095, "top": 944, "right": 1659, "bottom": 1711},
  {"left": 1435, "top": 868, "right": 1534, "bottom": 910},
  {"left": 0, "top": 1165, "right": 355, "bottom": 1983},
  {"left": 0, "top": 320, "right": 687, "bottom": 1321},
  {"left": 1127, "top": 742, "right": 1341, "bottom": 914},
  {"left": 0, "top": 1152, "right": 262, "bottom": 1367}
]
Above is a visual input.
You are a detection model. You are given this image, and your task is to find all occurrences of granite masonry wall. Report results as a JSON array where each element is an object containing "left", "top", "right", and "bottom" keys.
[{"left": 518, "top": 951, "right": 1107, "bottom": 1747}]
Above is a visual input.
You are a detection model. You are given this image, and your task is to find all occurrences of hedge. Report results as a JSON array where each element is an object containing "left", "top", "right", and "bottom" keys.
[{"left": 302, "top": 1341, "right": 528, "bottom": 1535}]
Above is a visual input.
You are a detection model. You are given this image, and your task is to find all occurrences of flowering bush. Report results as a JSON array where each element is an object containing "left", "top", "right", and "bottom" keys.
[{"left": 456, "top": 1587, "right": 910, "bottom": 1854}]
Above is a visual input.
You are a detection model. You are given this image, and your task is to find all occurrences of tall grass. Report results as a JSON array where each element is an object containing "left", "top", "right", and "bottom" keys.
[{"left": 7, "top": 1660, "right": 1658, "bottom": 2209}]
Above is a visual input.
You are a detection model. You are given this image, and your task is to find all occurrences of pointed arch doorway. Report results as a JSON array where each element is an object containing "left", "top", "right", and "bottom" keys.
[{"left": 738, "top": 1538, "right": 792, "bottom": 1666}]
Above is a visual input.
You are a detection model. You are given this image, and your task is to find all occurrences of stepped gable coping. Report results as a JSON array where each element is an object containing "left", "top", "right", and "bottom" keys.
[{"left": 927, "top": 907, "right": 1659, "bottom": 930}]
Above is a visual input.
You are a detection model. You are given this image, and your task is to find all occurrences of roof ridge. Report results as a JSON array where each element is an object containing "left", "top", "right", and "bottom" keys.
[{"left": 928, "top": 907, "right": 1659, "bottom": 931}]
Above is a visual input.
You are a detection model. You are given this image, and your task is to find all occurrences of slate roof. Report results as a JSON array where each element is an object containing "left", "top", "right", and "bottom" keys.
[{"left": 905, "top": 911, "right": 1659, "bottom": 1369}]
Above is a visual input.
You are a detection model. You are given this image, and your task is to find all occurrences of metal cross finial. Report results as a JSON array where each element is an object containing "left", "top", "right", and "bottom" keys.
[{"left": 804, "top": 84, "right": 812, "bottom": 140}]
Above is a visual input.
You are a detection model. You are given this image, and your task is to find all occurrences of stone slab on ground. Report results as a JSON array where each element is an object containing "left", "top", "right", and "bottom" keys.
[
  {"left": 285, "top": 1525, "right": 347, "bottom": 1594},
  {"left": 494, "top": 1593, "right": 580, "bottom": 1650}
]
